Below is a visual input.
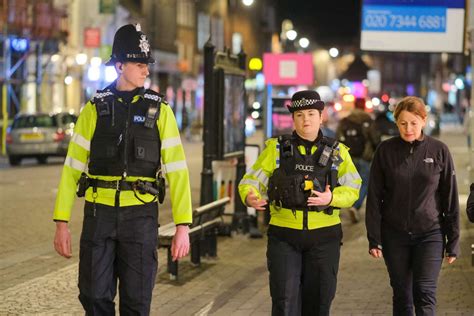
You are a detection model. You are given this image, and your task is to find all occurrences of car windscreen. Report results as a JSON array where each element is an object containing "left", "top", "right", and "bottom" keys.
[{"left": 12, "top": 115, "right": 57, "bottom": 129}]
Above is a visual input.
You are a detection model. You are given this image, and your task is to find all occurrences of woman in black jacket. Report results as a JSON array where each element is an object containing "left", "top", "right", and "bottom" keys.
[{"left": 366, "top": 96, "right": 459, "bottom": 316}]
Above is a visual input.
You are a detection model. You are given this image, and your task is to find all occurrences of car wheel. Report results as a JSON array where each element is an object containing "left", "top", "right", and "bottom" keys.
[
  {"left": 8, "top": 156, "right": 21, "bottom": 166},
  {"left": 37, "top": 156, "right": 48, "bottom": 164}
]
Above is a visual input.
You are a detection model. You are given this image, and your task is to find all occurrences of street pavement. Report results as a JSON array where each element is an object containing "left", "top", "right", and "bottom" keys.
[{"left": 0, "top": 128, "right": 473, "bottom": 315}]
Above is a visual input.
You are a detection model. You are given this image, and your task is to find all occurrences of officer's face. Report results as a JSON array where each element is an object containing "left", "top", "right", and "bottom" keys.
[
  {"left": 396, "top": 110, "right": 426, "bottom": 142},
  {"left": 293, "top": 109, "right": 322, "bottom": 140},
  {"left": 117, "top": 62, "right": 149, "bottom": 89}
]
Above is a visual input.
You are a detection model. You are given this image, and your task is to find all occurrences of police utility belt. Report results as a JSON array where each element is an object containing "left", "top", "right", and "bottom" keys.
[
  {"left": 267, "top": 135, "right": 342, "bottom": 216},
  {"left": 76, "top": 172, "right": 166, "bottom": 204}
]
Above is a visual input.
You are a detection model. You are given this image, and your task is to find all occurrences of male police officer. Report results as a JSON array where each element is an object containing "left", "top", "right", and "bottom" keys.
[
  {"left": 239, "top": 90, "right": 361, "bottom": 315},
  {"left": 53, "top": 24, "right": 192, "bottom": 315}
]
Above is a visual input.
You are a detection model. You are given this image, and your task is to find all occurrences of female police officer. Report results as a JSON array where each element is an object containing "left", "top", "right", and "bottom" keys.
[
  {"left": 239, "top": 90, "right": 361, "bottom": 316},
  {"left": 53, "top": 24, "right": 192, "bottom": 315}
]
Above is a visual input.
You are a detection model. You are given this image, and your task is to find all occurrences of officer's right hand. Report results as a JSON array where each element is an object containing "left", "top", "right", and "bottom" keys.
[
  {"left": 369, "top": 248, "right": 383, "bottom": 259},
  {"left": 54, "top": 222, "right": 72, "bottom": 259},
  {"left": 245, "top": 189, "right": 267, "bottom": 211}
]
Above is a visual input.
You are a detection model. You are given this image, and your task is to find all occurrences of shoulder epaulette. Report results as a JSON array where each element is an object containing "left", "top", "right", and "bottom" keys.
[
  {"left": 277, "top": 134, "right": 294, "bottom": 144},
  {"left": 92, "top": 89, "right": 114, "bottom": 104},
  {"left": 143, "top": 89, "right": 168, "bottom": 104},
  {"left": 321, "top": 136, "right": 338, "bottom": 148}
]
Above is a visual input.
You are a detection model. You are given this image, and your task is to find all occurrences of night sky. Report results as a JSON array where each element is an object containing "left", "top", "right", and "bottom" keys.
[{"left": 275, "top": 0, "right": 361, "bottom": 47}]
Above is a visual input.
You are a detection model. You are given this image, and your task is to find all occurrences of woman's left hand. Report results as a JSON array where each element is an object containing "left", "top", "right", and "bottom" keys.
[
  {"left": 445, "top": 256, "right": 456, "bottom": 264},
  {"left": 307, "top": 185, "right": 332, "bottom": 206}
]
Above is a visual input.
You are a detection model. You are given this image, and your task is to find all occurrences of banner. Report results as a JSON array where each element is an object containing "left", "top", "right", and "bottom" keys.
[
  {"left": 263, "top": 53, "right": 313, "bottom": 86},
  {"left": 360, "top": 0, "right": 465, "bottom": 53}
]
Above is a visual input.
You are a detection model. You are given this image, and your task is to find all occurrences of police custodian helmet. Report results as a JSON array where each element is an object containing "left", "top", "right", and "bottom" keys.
[
  {"left": 287, "top": 90, "right": 325, "bottom": 113},
  {"left": 105, "top": 23, "right": 155, "bottom": 66}
]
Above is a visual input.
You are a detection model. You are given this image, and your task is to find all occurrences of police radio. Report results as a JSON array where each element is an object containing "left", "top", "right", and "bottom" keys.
[
  {"left": 144, "top": 104, "right": 159, "bottom": 128},
  {"left": 318, "top": 145, "right": 332, "bottom": 167}
]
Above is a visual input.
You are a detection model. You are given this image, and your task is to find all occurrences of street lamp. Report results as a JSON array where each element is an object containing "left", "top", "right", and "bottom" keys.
[
  {"left": 299, "top": 37, "right": 310, "bottom": 49},
  {"left": 64, "top": 76, "right": 73, "bottom": 85},
  {"left": 75, "top": 53, "right": 88, "bottom": 66},
  {"left": 286, "top": 30, "right": 297, "bottom": 41},
  {"left": 329, "top": 47, "right": 339, "bottom": 58}
]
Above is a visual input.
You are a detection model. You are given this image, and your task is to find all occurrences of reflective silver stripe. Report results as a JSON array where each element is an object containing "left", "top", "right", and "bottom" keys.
[
  {"left": 239, "top": 178, "right": 260, "bottom": 188},
  {"left": 71, "top": 133, "right": 90, "bottom": 151},
  {"left": 161, "top": 136, "right": 181, "bottom": 150},
  {"left": 64, "top": 156, "right": 86, "bottom": 172},
  {"left": 275, "top": 147, "right": 280, "bottom": 168},
  {"left": 345, "top": 181, "right": 362, "bottom": 190},
  {"left": 339, "top": 172, "right": 361, "bottom": 186},
  {"left": 248, "top": 168, "right": 269, "bottom": 186},
  {"left": 162, "top": 160, "right": 188, "bottom": 173}
]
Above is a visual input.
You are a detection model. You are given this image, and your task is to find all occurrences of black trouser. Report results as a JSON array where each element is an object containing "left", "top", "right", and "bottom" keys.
[
  {"left": 382, "top": 225, "right": 444, "bottom": 316},
  {"left": 78, "top": 201, "right": 158, "bottom": 316},
  {"left": 266, "top": 224, "right": 342, "bottom": 316}
]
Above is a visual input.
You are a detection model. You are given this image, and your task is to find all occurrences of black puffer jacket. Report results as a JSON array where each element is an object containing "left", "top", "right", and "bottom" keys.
[{"left": 366, "top": 135, "right": 460, "bottom": 256}]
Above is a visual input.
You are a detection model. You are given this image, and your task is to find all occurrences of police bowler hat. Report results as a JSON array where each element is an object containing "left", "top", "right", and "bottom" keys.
[
  {"left": 288, "top": 90, "right": 325, "bottom": 113},
  {"left": 105, "top": 23, "right": 155, "bottom": 66}
]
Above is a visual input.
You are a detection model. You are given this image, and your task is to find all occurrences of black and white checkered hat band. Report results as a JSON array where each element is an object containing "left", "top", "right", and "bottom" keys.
[{"left": 290, "top": 98, "right": 320, "bottom": 108}]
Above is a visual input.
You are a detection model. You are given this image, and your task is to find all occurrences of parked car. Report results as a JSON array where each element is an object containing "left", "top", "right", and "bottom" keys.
[{"left": 6, "top": 112, "right": 77, "bottom": 166}]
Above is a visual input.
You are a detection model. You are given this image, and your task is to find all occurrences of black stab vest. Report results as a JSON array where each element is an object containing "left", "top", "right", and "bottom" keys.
[
  {"left": 88, "top": 88, "right": 162, "bottom": 178},
  {"left": 268, "top": 134, "right": 337, "bottom": 212}
]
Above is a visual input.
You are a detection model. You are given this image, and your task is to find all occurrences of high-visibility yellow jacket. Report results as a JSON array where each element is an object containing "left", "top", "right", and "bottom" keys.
[
  {"left": 53, "top": 94, "right": 192, "bottom": 225},
  {"left": 238, "top": 137, "right": 361, "bottom": 230}
]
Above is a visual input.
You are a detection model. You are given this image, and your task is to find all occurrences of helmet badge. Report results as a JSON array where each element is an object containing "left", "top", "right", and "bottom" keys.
[{"left": 139, "top": 35, "right": 150, "bottom": 54}]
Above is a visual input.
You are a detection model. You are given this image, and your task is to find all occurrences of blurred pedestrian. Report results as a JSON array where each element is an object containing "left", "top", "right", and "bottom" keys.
[
  {"left": 239, "top": 90, "right": 361, "bottom": 315},
  {"left": 467, "top": 183, "right": 474, "bottom": 222},
  {"left": 53, "top": 23, "right": 192, "bottom": 315},
  {"left": 337, "top": 98, "right": 380, "bottom": 223},
  {"left": 373, "top": 103, "right": 399, "bottom": 140},
  {"left": 366, "top": 96, "right": 459, "bottom": 315}
]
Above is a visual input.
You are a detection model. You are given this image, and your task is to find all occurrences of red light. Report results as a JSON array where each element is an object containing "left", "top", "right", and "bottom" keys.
[
  {"left": 6, "top": 133, "right": 13, "bottom": 144},
  {"left": 381, "top": 94, "right": 389, "bottom": 103},
  {"left": 53, "top": 130, "right": 65, "bottom": 142}
]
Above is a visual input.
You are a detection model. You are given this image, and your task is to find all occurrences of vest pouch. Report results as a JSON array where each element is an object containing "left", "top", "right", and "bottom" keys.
[
  {"left": 290, "top": 174, "right": 306, "bottom": 207},
  {"left": 133, "top": 136, "right": 159, "bottom": 164},
  {"left": 89, "top": 133, "right": 119, "bottom": 161},
  {"left": 269, "top": 170, "right": 306, "bottom": 209}
]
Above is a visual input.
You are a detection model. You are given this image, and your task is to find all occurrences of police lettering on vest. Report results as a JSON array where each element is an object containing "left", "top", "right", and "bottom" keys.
[{"left": 295, "top": 164, "right": 314, "bottom": 172}]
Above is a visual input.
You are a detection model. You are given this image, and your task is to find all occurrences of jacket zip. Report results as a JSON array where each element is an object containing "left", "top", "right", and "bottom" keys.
[
  {"left": 406, "top": 144, "right": 414, "bottom": 233},
  {"left": 122, "top": 99, "right": 131, "bottom": 179},
  {"left": 303, "top": 210, "right": 308, "bottom": 230}
]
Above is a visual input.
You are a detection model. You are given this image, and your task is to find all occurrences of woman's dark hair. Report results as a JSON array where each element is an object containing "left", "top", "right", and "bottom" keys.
[{"left": 393, "top": 96, "right": 427, "bottom": 121}]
